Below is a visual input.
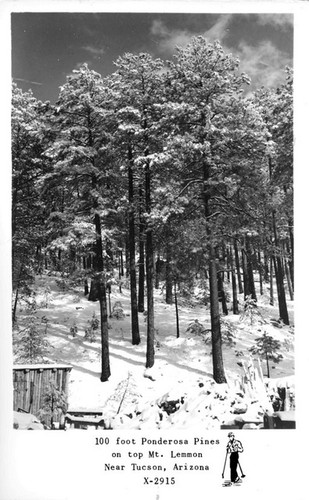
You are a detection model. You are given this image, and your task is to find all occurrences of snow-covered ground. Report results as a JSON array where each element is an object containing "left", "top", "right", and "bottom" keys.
[{"left": 13, "top": 274, "right": 295, "bottom": 430}]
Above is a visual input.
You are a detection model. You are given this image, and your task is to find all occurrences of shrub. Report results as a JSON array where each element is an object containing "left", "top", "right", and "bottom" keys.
[
  {"left": 249, "top": 332, "right": 283, "bottom": 378},
  {"left": 37, "top": 379, "right": 68, "bottom": 428},
  {"left": 240, "top": 294, "right": 264, "bottom": 325},
  {"left": 13, "top": 312, "right": 50, "bottom": 363},
  {"left": 84, "top": 312, "right": 99, "bottom": 342},
  {"left": 111, "top": 301, "right": 125, "bottom": 320},
  {"left": 186, "top": 319, "right": 207, "bottom": 336},
  {"left": 70, "top": 321, "right": 78, "bottom": 337}
]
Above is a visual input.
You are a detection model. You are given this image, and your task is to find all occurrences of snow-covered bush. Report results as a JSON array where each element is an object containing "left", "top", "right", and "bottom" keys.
[
  {"left": 40, "top": 285, "right": 53, "bottom": 308},
  {"left": 111, "top": 301, "right": 125, "bottom": 320},
  {"left": 84, "top": 312, "right": 99, "bottom": 342},
  {"left": 70, "top": 321, "right": 78, "bottom": 337},
  {"left": 37, "top": 379, "right": 68, "bottom": 428},
  {"left": 55, "top": 278, "right": 70, "bottom": 292},
  {"left": 220, "top": 318, "right": 237, "bottom": 347},
  {"left": 72, "top": 294, "right": 81, "bottom": 303},
  {"left": 13, "top": 312, "right": 50, "bottom": 363},
  {"left": 249, "top": 332, "right": 283, "bottom": 378},
  {"left": 240, "top": 294, "right": 264, "bottom": 325},
  {"left": 186, "top": 319, "right": 207, "bottom": 336},
  {"left": 199, "top": 318, "right": 236, "bottom": 347}
]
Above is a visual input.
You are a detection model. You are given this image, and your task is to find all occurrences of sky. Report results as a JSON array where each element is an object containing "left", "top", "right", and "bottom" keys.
[{"left": 11, "top": 12, "right": 293, "bottom": 103}]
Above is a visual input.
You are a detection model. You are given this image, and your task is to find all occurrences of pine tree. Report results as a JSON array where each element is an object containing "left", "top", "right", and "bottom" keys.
[
  {"left": 44, "top": 64, "right": 114, "bottom": 381},
  {"left": 12, "top": 84, "right": 50, "bottom": 321},
  {"left": 249, "top": 332, "right": 283, "bottom": 378},
  {"left": 13, "top": 305, "right": 50, "bottom": 363},
  {"left": 38, "top": 379, "right": 68, "bottom": 428},
  {"left": 164, "top": 37, "right": 267, "bottom": 382},
  {"left": 112, "top": 53, "right": 167, "bottom": 367}
]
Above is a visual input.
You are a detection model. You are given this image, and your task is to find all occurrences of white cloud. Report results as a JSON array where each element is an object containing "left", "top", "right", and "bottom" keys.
[
  {"left": 255, "top": 13, "right": 293, "bottom": 30},
  {"left": 236, "top": 40, "right": 292, "bottom": 89},
  {"left": 150, "top": 20, "right": 192, "bottom": 54},
  {"left": 13, "top": 77, "right": 42, "bottom": 86},
  {"left": 149, "top": 16, "right": 291, "bottom": 89},
  {"left": 81, "top": 45, "right": 105, "bottom": 57},
  {"left": 150, "top": 15, "right": 232, "bottom": 54},
  {"left": 203, "top": 14, "right": 233, "bottom": 42}
]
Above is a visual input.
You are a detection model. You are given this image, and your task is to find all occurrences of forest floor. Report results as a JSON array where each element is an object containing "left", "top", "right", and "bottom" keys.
[{"left": 13, "top": 274, "right": 295, "bottom": 430}]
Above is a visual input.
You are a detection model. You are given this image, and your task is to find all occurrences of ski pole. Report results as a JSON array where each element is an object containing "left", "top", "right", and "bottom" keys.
[
  {"left": 238, "top": 461, "right": 246, "bottom": 478},
  {"left": 222, "top": 451, "right": 228, "bottom": 479}
]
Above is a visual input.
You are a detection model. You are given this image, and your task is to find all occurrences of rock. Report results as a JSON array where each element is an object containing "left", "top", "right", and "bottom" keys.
[
  {"left": 242, "top": 423, "right": 260, "bottom": 429},
  {"left": 232, "top": 402, "right": 248, "bottom": 414}
]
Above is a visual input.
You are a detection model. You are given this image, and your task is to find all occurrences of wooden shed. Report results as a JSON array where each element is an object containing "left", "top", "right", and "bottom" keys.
[{"left": 13, "top": 364, "right": 73, "bottom": 416}]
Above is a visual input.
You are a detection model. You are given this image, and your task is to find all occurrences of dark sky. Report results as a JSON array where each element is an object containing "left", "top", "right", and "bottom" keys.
[{"left": 11, "top": 12, "right": 293, "bottom": 103}]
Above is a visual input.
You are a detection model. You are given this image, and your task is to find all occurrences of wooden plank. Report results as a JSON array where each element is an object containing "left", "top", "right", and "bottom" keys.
[{"left": 13, "top": 364, "right": 73, "bottom": 370}]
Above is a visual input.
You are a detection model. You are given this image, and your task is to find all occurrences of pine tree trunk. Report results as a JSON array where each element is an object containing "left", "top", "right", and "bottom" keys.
[
  {"left": 245, "top": 236, "right": 257, "bottom": 301},
  {"left": 125, "top": 230, "right": 130, "bottom": 278},
  {"left": 118, "top": 253, "right": 122, "bottom": 280},
  {"left": 269, "top": 256, "right": 274, "bottom": 306},
  {"left": 229, "top": 247, "right": 239, "bottom": 315},
  {"left": 165, "top": 236, "right": 173, "bottom": 305},
  {"left": 264, "top": 251, "right": 269, "bottom": 282},
  {"left": 217, "top": 272, "right": 228, "bottom": 315},
  {"left": 88, "top": 277, "right": 100, "bottom": 301},
  {"left": 272, "top": 213, "right": 289, "bottom": 325},
  {"left": 284, "top": 258, "right": 294, "bottom": 301},
  {"left": 231, "top": 269, "right": 238, "bottom": 314},
  {"left": 12, "top": 287, "right": 19, "bottom": 323},
  {"left": 288, "top": 224, "right": 294, "bottom": 287},
  {"left": 107, "top": 284, "right": 112, "bottom": 318},
  {"left": 273, "top": 256, "right": 289, "bottom": 325},
  {"left": 233, "top": 240, "right": 243, "bottom": 294},
  {"left": 145, "top": 160, "right": 155, "bottom": 369},
  {"left": 285, "top": 238, "right": 294, "bottom": 292},
  {"left": 99, "top": 277, "right": 111, "bottom": 382},
  {"left": 84, "top": 278, "right": 89, "bottom": 296},
  {"left": 268, "top": 158, "right": 289, "bottom": 324},
  {"left": 128, "top": 144, "right": 140, "bottom": 345},
  {"left": 92, "top": 213, "right": 111, "bottom": 381},
  {"left": 120, "top": 249, "right": 124, "bottom": 277},
  {"left": 203, "top": 158, "right": 226, "bottom": 384},
  {"left": 138, "top": 245, "right": 145, "bottom": 311},
  {"left": 258, "top": 251, "right": 263, "bottom": 295},
  {"left": 174, "top": 281, "right": 180, "bottom": 338},
  {"left": 242, "top": 248, "right": 250, "bottom": 298},
  {"left": 154, "top": 257, "right": 160, "bottom": 289},
  {"left": 138, "top": 187, "right": 145, "bottom": 312},
  {"left": 226, "top": 246, "right": 231, "bottom": 283},
  {"left": 209, "top": 253, "right": 226, "bottom": 383}
]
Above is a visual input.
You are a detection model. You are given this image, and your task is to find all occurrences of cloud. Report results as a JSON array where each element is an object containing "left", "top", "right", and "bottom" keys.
[
  {"left": 149, "top": 15, "right": 291, "bottom": 90},
  {"left": 81, "top": 45, "right": 105, "bottom": 57},
  {"left": 74, "top": 60, "right": 94, "bottom": 70},
  {"left": 236, "top": 40, "right": 292, "bottom": 89},
  {"left": 13, "top": 77, "right": 42, "bottom": 86},
  {"left": 255, "top": 13, "right": 293, "bottom": 30},
  {"left": 150, "top": 15, "right": 232, "bottom": 55},
  {"left": 150, "top": 20, "right": 192, "bottom": 54},
  {"left": 203, "top": 14, "right": 233, "bottom": 42}
]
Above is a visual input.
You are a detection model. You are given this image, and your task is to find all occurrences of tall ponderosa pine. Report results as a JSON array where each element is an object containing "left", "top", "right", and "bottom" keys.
[
  {"left": 44, "top": 64, "right": 113, "bottom": 380},
  {"left": 252, "top": 71, "right": 293, "bottom": 324},
  {"left": 166, "top": 37, "right": 267, "bottom": 382},
  {"left": 111, "top": 102, "right": 142, "bottom": 345},
  {"left": 12, "top": 84, "right": 50, "bottom": 321},
  {"left": 112, "top": 53, "right": 166, "bottom": 367}
]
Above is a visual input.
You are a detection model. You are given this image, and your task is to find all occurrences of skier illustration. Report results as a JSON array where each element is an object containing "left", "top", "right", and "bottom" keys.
[{"left": 222, "top": 432, "right": 244, "bottom": 485}]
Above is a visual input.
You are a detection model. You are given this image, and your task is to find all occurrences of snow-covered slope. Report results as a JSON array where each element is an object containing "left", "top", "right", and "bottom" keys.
[{"left": 13, "top": 275, "right": 295, "bottom": 429}]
